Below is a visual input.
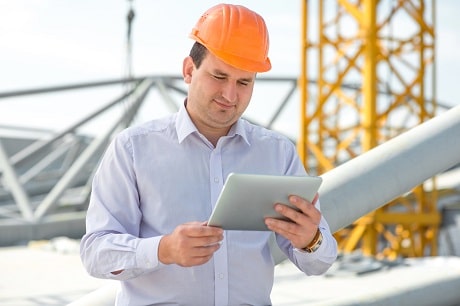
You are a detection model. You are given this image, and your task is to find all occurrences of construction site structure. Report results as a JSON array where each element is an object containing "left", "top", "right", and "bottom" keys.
[
  {"left": 297, "top": 0, "right": 439, "bottom": 258},
  {"left": 0, "top": 0, "right": 457, "bottom": 262}
]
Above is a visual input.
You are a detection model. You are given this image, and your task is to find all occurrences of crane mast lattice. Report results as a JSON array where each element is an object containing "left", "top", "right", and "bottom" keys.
[{"left": 298, "top": 0, "right": 438, "bottom": 258}]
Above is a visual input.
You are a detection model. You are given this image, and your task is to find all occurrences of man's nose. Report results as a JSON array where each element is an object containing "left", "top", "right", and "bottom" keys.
[{"left": 221, "top": 82, "right": 237, "bottom": 103}]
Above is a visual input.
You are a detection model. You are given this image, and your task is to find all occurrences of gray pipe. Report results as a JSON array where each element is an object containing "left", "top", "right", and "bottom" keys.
[
  {"left": 271, "top": 104, "right": 460, "bottom": 263},
  {"left": 320, "top": 104, "right": 460, "bottom": 233}
]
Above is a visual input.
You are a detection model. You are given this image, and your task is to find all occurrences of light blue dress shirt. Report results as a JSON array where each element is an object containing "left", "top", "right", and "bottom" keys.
[{"left": 80, "top": 103, "right": 337, "bottom": 306}]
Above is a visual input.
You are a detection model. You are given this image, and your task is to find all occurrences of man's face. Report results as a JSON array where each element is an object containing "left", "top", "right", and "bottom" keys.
[{"left": 183, "top": 52, "right": 256, "bottom": 135}]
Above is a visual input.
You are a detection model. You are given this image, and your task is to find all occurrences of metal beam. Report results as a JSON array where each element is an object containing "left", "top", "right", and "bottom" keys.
[{"left": 320, "top": 104, "right": 460, "bottom": 233}]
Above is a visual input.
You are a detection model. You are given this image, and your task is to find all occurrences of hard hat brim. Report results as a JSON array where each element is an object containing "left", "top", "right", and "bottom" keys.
[{"left": 190, "top": 34, "right": 272, "bottom": 73}]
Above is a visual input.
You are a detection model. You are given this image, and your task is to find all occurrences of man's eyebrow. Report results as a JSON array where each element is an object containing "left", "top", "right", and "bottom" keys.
[
  {"left": 212, "top": 69, "right": 229, "bottom": 77},
  {"left": 212, "top": 69, "right": 254, "bottom": 83}
]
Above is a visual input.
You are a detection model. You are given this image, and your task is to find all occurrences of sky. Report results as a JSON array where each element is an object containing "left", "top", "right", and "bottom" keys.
[
  {"left": 0, "top": 1, "right": 302, "bottom": 87},
  {"left": 0, "top": 0, "right": 459, "bottom": 137}
]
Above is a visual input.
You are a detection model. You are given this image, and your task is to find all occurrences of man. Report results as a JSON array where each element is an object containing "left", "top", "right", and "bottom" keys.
[{"left": 80, "top": 3, "right": 337, "bottom": 305}]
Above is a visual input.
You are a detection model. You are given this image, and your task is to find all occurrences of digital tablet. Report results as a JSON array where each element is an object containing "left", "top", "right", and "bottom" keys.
[{"left": 207, "top": 173, "right": 322, "bottom": 231}]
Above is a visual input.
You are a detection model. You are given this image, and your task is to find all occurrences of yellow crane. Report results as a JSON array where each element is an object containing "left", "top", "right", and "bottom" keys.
[{"left": 297, "top": 0, "right": 439, "bottom": 258}]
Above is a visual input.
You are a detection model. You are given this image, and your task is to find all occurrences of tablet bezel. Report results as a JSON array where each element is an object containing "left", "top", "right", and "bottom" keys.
[{"left": 207, "top": 173, "right": 322, "bottom": 231}]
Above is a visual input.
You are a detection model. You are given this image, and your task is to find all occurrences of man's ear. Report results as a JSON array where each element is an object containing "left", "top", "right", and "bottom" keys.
[{"left": 182, "top": 56, "right": 194, "bottom": 84}]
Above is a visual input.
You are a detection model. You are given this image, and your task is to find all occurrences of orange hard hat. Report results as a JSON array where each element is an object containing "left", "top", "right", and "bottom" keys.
[{"left": 189, "top": 3, "right": 271, "bottom": 72}]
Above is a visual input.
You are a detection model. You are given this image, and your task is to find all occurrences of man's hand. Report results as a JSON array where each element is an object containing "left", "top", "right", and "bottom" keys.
[
  {"left": 264, "top": 193, "right": 320, "bottom": 250},
  {"left": 158, "top": 221, "right": 224, "bottom": 267}
]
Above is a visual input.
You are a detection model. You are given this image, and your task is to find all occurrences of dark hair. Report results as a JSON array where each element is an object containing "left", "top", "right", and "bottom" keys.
[{"left": 189, "top": 42, "right": 208, "bottom": 68}]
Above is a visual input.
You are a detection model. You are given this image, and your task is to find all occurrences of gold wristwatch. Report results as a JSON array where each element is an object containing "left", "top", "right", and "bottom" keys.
[{"left": 302, "top": 228, "right": 323, "bottom": 253}]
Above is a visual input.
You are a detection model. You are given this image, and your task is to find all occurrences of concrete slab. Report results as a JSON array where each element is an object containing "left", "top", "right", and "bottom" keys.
[
  {"left": 0, "top": 239, "right": 110, "bottom": 306},
  {"left": 2, "top": 237, "right": 460, "bottom": 306}
]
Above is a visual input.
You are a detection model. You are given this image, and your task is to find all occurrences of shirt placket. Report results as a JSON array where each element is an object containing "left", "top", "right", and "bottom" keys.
[{"left": 209, "top": 146, "right": 229, "bottom": 306}]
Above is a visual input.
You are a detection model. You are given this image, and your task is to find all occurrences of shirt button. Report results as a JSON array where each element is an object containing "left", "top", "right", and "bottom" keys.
[
  {"left": 214, "top": 177, "right": 219, "bottom": 183},
  {"left": 218, "top": 273, "right": 224, "bottom": 279}
]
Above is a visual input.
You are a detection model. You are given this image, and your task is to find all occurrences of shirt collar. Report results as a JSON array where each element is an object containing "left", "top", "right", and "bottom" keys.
[
  {"left": 227, "top": 117, "right": 250, "bottom": 146},
  {"left": 176, "top": 101, "right": 198, "bottom": 144},
  {"left": 176, "top": 100, "right": 250, "bottom": 146}
]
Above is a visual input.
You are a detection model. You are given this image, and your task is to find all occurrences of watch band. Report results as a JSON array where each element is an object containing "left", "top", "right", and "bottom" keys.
[{"left": 302, "top": 228, "right": 323, "bottom": 253}]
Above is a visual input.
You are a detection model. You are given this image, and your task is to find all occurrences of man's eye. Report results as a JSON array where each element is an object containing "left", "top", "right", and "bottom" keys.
[{"left": 213, "top": 75, "right": 226, "bottom": 80}]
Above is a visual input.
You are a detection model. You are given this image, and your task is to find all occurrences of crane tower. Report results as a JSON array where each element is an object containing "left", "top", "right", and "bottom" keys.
[{"left": 297, "top": 0, "right": 438, "bottom": 258}]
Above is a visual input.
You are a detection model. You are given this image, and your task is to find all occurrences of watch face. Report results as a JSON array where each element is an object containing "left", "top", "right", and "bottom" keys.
[{"left": 305, "top": 230, "right": 323, "bottom": 253}]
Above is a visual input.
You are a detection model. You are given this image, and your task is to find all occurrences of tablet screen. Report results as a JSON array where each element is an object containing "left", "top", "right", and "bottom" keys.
[{"left": 207, "top": 173, "right": 322, "bottom": 231}]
